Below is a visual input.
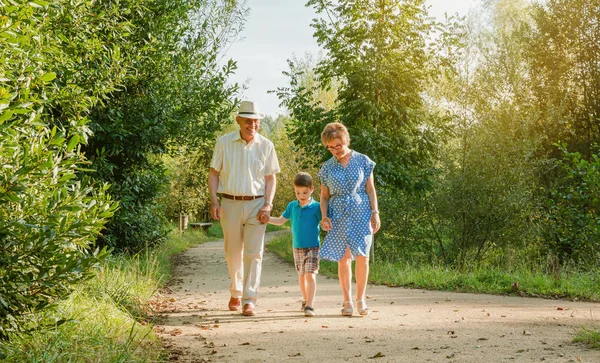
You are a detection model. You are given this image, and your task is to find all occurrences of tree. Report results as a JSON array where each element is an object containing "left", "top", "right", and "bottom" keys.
[
  {"left": 82, "top": 0, "right": 244, "bottom": 252},
  {"left": 422, "top": 0, "right": 544, "bottom": 268},
  {"left": 280, "top": 0, "right": 446, "bottom": 191},
  {"left": 524, "top": 0, "right": 600, "bottom": 160},
  {"left": 546, "top": 144, "right": 600, "bottom": 266}
]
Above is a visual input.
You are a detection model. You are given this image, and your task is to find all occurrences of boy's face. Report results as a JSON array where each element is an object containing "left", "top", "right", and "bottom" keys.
[{"left": 294, "top": 185, "right": 314, "bottom": 203}]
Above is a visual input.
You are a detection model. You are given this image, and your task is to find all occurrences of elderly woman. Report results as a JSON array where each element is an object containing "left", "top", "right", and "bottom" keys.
[{"left": 318, "top": 122, "right": 380, "bottom": 316}]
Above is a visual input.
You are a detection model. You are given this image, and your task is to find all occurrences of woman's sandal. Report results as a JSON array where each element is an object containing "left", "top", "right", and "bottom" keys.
[
  {"left": 356, "top": 298, "right": 371, "bottom": 316},
  {"left": 341, "top": 301, "right": 354, "bottom": 316}
]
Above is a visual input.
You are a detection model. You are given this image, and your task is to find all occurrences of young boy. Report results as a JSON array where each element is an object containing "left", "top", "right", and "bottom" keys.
[{"left": 268, "top": 172, "right": 322, "bottom": 317}]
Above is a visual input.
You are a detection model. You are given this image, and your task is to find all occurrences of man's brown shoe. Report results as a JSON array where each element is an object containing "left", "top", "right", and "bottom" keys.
[
  {"left": 241, "top": 303, "right": 256, "bottom": 316},
  {"left": 228, "top": 297, "right": 241, "bottom": 311}
]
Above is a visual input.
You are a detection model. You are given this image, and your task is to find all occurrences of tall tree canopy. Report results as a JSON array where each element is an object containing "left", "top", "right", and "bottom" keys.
[{"left": 279, "top": 0, "right": 450, "bottom": 190}]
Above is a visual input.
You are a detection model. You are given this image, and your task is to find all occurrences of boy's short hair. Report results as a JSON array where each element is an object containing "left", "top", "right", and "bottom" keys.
[{"left": 294, "top": 172, "right": 313, "bottom": 188}]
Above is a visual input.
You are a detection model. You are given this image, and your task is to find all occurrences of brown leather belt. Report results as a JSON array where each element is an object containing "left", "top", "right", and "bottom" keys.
[{"left": 220, "top": 194, "right": 263, "bottom": 201}]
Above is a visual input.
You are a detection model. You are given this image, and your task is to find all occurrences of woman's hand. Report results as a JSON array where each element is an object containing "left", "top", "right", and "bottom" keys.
[
  {"left": 320, "top": 217, "right": 332, "bottom": 231},
  {"left": 370, "top": 212, "right": 380, "bottom": 234}
]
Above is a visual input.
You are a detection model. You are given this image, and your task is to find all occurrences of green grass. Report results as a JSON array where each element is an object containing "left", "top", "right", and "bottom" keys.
[
  {"left": 267, "top": 235, "right": 600, "bottom": 301},
  {"left": 574, "top": 327, "right": 600, "bottom": 349},
  {"left": 0, "top": 227, "right": 218, "bottom": 362},
  {"left": 266, "top": 234, "right": 600, "bottom": 349}
]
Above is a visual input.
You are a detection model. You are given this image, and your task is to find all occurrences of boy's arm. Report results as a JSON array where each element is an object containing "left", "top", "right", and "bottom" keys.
[{"left": 268, "top": 216, "right": 288, "bottom": 226}]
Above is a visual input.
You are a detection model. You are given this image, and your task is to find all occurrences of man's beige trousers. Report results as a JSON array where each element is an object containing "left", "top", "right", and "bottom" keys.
[{"left": 220, "top": 197, "right": 267, "bottom": 305}]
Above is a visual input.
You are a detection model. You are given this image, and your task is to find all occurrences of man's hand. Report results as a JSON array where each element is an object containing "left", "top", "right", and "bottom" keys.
[
  {"left": 257, "top": 204, "right": 271, "bottom": 224},
  {"left": 210, "top": 200, "right": 221, "bottom": 220}
]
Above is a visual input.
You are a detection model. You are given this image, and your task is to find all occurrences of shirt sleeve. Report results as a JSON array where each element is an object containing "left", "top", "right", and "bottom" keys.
[
  {"left": 282, "top": 202, "right": 293, "bottom": 219},
  {"left": 364, "top": 154, "right": 375, "bottom": 177},
  {"left": 264, "top": 142, "right": 281, "bottom": 176},
  {"left": 210, "top": 137, "right": 223, "bottom": 172},
  {"left": 317, "top": 163, "right": 327, "bottom": 187}
]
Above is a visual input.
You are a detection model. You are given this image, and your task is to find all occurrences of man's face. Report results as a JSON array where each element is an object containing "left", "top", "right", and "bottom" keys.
[
  {"left": 294, "top": 186, "right": 314, "bottom": 203},
  {"left": 237, "top": 116, "right": 260, "bottom": 140}
]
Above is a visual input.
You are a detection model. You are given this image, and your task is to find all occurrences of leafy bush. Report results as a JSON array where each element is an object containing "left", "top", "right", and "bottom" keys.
[
  {"left": 546, "top": 143, "right": 600, "bottom": 266},
  {"left": 83, "top": 0, "right": 244, "bottom": 252},
  {"left": 0, "top": 0, "right": 130, "bottom": 340}
]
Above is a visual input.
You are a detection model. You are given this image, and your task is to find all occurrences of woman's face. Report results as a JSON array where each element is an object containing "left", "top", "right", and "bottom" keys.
[{"left": 325, "top": 137, "right": 350, "bottom": 160}]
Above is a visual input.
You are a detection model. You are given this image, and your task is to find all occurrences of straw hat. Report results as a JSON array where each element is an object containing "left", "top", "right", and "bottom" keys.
[{"left": 236, "top": 100, "right": 264, "bottom": 119}]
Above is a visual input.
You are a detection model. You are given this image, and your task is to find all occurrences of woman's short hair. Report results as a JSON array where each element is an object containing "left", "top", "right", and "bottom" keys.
[
  {"left": 321, "top": 122, "right": 350, "bottom": 146},
  {"left": 294, "top": 172, "right": 313, "bottom": 188}
]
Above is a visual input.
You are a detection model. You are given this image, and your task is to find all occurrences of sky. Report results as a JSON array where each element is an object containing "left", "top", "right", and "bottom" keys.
[{"left": 223, "top": 0, "right": 479, "bottom": 118}]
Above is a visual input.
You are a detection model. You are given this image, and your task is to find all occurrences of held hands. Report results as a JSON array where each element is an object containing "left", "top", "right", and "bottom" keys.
[
  {"left": 257, "top": 205, "right": 271, "bottom": 224},
  {"left": 320, "top": 217, "right": 332, "bottom": 231}
]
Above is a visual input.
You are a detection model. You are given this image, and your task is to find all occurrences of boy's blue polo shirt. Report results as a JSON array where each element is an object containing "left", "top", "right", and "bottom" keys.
[{"left": 282, "top": 198, "right": 322, "bottom": 248}]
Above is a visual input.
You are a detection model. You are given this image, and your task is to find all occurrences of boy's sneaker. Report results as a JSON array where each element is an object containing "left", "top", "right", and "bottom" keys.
[
  {"left": 304, "top": 306, "right": 316, "bottom": 317},
  {"left": 301, "top": 300, "right": 307, "bottom": 311}
]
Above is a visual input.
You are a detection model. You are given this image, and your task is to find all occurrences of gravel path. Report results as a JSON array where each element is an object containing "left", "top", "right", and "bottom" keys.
[{"left": 154, "top": 232, "right": 600, "bottom": 362}]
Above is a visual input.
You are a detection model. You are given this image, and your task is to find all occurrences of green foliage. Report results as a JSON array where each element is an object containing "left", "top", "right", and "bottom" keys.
[
  {"left": 267, "top": 115, "right": 322, "bottom": 215},
  {"left": 267, "top": 233, "right": 600, "bottom": 301},
  {"left": 417, "top": 0, "right": 546, "bottom": 269},
  {"left": 0, "top": 0, "right": 120, "bottom": 340},
  {"left": 280, "top": 0, "right": 454, "bottom": 190},
  {"left": 79, "top": 0, "right": 244, "bottom": 252},
  {"left": 0, "top": 227, "right": 216, "bottom": 361},
  {"left": 546, "top": 143, "right": 600, "bottom": 265},
  {"left": 162, "top": 147, "right": 213, "bottom": 223},
  {"left": 525, "top": 0, "right": 600, "bottom": 159},
  {"left": 574, "top": 327, "right": 600, "bottom": 349}
]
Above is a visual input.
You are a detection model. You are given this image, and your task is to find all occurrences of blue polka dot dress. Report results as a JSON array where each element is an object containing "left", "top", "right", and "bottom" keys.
[{"left": 318, "top": 151, "right": 375, "bottom": 261}]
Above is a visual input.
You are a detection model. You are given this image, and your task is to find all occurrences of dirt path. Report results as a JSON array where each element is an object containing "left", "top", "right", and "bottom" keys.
[{"left": 154, "top": 232, "right": 600, "bottom": 362}]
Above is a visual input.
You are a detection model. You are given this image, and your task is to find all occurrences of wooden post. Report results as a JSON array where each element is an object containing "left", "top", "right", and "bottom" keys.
[
  {"left": 370, "top": 232, "right": 375, "bottom": 264},
  {"left": 179, "top": 212, "right": 183, "bottom": 234}
]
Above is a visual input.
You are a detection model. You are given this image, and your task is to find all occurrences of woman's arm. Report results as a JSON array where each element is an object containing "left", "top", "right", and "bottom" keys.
[
  {"left": 366, "top": 172, "right": 380, "bottom": 233},
  {"left": 320, "top": 184, "right": 332, "bottom": 231}
]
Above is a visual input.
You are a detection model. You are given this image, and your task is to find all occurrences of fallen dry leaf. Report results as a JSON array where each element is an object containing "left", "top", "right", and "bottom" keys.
[{"left": 370, "top": 352, "right": 385, "bottom": 359}]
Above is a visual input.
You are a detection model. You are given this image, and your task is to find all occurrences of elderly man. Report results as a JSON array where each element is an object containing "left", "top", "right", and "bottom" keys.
[{"left": 208, "top": 100, "right": 280, "bottom": 316}]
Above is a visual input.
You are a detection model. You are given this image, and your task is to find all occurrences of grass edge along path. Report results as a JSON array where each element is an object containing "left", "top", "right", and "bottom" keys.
[
  {"left": 266, "top": 233, "right": 600, "bottom": 350},
  {"left": 0, "top": 226, "right": 219, "bottom": 362}
]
